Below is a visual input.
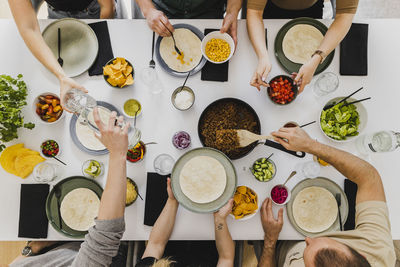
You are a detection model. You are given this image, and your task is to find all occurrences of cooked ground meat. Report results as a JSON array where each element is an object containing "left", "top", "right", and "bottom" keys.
[
  {"left": 215, "top": 129, "right": 239, "bottom": 153},
  {"left": 200, "top": 101, "right": 258, "bottom": 158}
]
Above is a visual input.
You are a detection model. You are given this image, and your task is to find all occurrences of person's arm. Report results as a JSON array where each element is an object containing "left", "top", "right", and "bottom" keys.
[
  {"left": 72, "top": 109, "right": 130, "bottom": 266},
  {"left": 258, "top": 198, "right": 283, "bottom": 267},
  {"left": 294, "top": 14, "right": 354, "bottom": 93},
  {"left": 8, "top": 0, "right": 87, "bottom": 111},
  {"left": 271, "top": 127, "right": 386, "bottom": 204},
  {"left": 246, "top": 7, "right": 271, "bottom": 91},
  {"left": 98, "top": 0, "right": 115, "bottom": 19},
  {"left": 135, "top": 0, "right": 174, "bottom": 36},
  {"left": 142, "top": 178, "right": 178, "bottom": 259},
  {"left": 220, "top": 0, "right": 242, "bottom": 46},
  {"left": 214, "top": 199, "right": 235, "bottom": 267}
]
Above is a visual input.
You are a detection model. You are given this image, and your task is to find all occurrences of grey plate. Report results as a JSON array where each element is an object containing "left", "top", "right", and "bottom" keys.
[
  {"left": 69, "top": 101, "right": 121, "bottom": 155},
  {"left": 46, "top": 176, "right": 103, "bottom": 238},
  {"left": 155, "top": 24, "right": 207, "bottom": 77},
  {"left": 42, "top": 18, "right": 98, "bottom": 77},
  {"left": 171, "top": 147, "right": 237, "bottom": 213},
  {"left": 287, "top": 177, "right": 348, "bottom": 237}
]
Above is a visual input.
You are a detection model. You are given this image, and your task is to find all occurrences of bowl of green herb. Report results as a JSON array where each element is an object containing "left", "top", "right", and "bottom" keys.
[{"left": 0, "top": 74, "right": 35, "bottom": 152}]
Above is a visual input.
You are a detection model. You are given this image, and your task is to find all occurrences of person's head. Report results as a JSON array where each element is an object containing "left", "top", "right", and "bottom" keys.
[
  {"left": 303, "top": 237, "right": 371, "bottom": 267},
  {"left": 152, "top": 258, "right": 175, "bottom": 267}
]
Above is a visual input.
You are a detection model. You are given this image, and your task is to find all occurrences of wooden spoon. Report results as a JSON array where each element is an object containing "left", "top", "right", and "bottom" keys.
[{"left": 236, "top": 129, "right": 274, "bottom": 148}]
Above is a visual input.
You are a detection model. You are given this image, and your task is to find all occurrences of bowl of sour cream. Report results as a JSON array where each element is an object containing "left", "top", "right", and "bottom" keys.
[{"left": 171, "top": 86, "right": 195, "bottom": 111}]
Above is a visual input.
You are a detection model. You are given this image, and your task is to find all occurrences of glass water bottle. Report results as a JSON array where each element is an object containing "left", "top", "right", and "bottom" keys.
[{"left": 356, "top": 131, "right": 400, "bottom": 154}]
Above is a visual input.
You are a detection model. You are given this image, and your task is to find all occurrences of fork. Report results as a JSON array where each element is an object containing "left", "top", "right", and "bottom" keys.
[{"left": 149, "top": 32, "right": 155, "bottom": 69}]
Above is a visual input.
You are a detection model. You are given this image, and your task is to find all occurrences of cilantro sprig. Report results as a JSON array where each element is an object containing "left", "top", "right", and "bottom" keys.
[{"left": 0, "top": 74, "right": 35, "bottom": 151}]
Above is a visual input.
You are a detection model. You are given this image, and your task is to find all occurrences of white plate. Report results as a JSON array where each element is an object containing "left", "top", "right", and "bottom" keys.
[
  {"left": 201, "top": 31, "right": 235, "bottom": 64},
  {"left": 42, "top": 18, "right": 98, "bottom": 77}
]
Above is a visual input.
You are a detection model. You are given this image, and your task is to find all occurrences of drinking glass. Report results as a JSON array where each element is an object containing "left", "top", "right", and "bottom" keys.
[
  {"left": 296, "top": 161, "right": 321, "bottom": 179},
  {"left": 312, "top": 72, "right": 339, "bottom": 97},
  {"left": 153, "top": 154, "right": 175, "bottom": 175},
  {"left": 141, "top": 67, "right": 163, "bottom": 95},
  {"left": 33, "top": 162, "right": 58, "bottom": 183}
]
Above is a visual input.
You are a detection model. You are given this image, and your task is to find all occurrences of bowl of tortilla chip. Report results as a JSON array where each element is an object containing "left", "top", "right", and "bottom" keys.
[
  {"left": 230, "top": 185, "right": 259, "bottom": 221},
  {"left": 103, "top": 57, "right": 135, "bottom": 88}
]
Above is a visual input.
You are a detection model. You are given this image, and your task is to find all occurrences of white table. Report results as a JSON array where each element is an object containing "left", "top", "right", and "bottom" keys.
[{"left": 0, "top": 18, "right": 399, "bottom": 241}]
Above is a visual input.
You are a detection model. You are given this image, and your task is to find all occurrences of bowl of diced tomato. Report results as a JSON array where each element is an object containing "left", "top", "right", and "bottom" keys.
[{"left": 267, "top": 75, "right": 298, "bottom": 105}]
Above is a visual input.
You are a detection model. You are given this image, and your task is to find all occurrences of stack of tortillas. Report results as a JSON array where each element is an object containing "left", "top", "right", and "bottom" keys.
[
  {"left": 179, "top": 156, "right": 227, "bottom": 203},
  {"left": 282, "top": 24, "right": 324, "bottom": 64},
  {"left": 60, "top": 188, "right": 100, "bottom": 231},
  {"left": 160, "top": 28, "right": 202, "bottom": 72},
  {"left": 292, "top": 186, "right": 338, "bottom": 233}
]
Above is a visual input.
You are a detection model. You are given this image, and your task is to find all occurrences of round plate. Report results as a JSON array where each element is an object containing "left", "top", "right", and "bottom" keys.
[
  {"left": 171, "top": 147, "right": 237, "bottom": 213},
  {"left": 69, "top": 101, "right": 121, "bottom": 155},
  {"left": 42, "top": 18, "right": 98, "bottom": 77},
  {"left": 46, "top": 176, "right": 103, "bottom": 238},
  {"left": 198, "top": 98, "right": 261, "bottom": 160},
  {"left": 155, "top": 24, "right": 207, "bottom": 77},
  {"left": 287, "top": 177, "right": 348, "bottom": 237},
  {"left": 274, "top": 17, "right": 334, "bottom": 75}
]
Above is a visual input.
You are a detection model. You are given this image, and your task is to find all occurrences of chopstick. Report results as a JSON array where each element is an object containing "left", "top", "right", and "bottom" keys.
[
  {"left": 300, "top": 121, "right": 316, "bottom": 128},
  {"left": 323, "top": 87, "right": 363, "bottom": 110},
  {"left": 343, "top": 97, "right": 371, "bottom": 107}
]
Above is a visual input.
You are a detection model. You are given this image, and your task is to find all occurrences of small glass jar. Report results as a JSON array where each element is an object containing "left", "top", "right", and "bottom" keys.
[
  {"left": 82, "top": 159, "right": 104, "bottom": 178},
  {"left": 33, "top": 162, "right": 58, "bottom": 183},
  {"left": 153, "top": 154, "right": 175, "bottom": 175}
]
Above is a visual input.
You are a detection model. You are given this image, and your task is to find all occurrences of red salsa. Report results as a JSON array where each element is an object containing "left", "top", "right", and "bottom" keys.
[
  {"left": 268, "top": 76, "right": 296, "bottom": 105},
  {"left": 127, "top": 141, "right": 146, "bottom": 163},
  {"left": 41, "top": 140, "right": 59, "bottom": 157}
]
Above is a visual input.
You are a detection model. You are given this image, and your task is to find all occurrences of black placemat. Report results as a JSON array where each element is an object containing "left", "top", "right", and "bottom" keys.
[
  {"left": 344, "top": 179, "right": 358, "bottom": 230},
  {"left": 201, "top": 29, "right": 229, "bottom": 82},
  {"left": 144, "top": 173, "right": 169, "bottom": 226},
  {"left": 340, "top": 23, "right": 368, "bottom": 76},
  {"left": 88, "top": 21, "right": 114, "bottom": 76},
  {"left": 18, "top": 184, "right": 50, "bottom": 238}
]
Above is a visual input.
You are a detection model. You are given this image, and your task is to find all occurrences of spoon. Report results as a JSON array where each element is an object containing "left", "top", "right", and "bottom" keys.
[
  {"left": 51, "top": 155, "right": 66, "bottom": 166},
  {"left": 234, "top": 129, "right": 274, "bottom": 148},
  {"left": 57, "top": 28, "right": 63, "bottom": 67},
  {"left": 160, "top": 21, "right": 182, "bottom": 55},
  {"left": 179, "top": 70, "right": 191, "bottom": 93},
  {"left": 335, "top": 193, "right": 343, "bottom": 231},
  {"left": 282, "top": 171, "right": 297, "bottom": 187}
]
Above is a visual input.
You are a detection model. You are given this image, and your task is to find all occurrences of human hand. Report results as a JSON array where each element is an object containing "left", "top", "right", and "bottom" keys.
[
  {"left": 214, "top": 198, "right": 234, "bottom": 220},
  {"left": 93, "top": 108, "right": 130, "bottom": 155},
  {"left": 250, "top": 57, "right": 271, "bottom": 91},
  {"left": 145, "top": 8, "right": 174, "bottom": 37},
  {"left": 221, "top": 12, "right": 238, "bottom": 48},
  {"left": 260, "top": 198, "right": 283, "bottom": 242},
  {"left": 59, "top": 76, "right": 87, "bottom": 112},
  {"left": 292, "top": 56, "right": 320, "bottom": 93},
  {"left": 167, "top": 177, "right": 176, "bottom": 201},
  {"left": 271, "top": 126, "right": 314, "bottom": 152}
]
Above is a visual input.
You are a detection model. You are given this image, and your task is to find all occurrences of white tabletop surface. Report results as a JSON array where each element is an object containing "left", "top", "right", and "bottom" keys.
[{"left": 0, "top": 18, "right": 399, "bottom": 241}]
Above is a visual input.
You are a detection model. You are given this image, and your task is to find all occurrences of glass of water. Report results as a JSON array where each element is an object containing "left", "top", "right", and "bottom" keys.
[
  {"left": 154, "top": 154, "right": 175, "bottom": 175},
  {"left": 296, "top": 161, "right": 321, "bottom": 179},
  {"left": 141, "top": 67, "right": 163, "bottom": 95},
  {"left": 33, "top": 162, "right": 58, "bottom": 183},
  {"left": 313, "top": 72, "right": 339, "bottom": 97}
]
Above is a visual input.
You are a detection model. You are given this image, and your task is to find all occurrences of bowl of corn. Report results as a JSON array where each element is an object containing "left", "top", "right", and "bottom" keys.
[{"left": 201, "top": 31, "right": 235, "bottom": 64}]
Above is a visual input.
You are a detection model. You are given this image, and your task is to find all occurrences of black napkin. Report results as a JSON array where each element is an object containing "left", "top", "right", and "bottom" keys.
[
  {"left": 201, "top": 29, "right": 230, "bottom": 82},
  {"left": 18, "top": 184, "right": 50, "bottom": 238},
  {"left": 344, "top": 179, "right": 358, "bottom": 230},
  {"left": 144, "top": 173, "right": 169, "bottom": 226},
  {"left": 340, "top": 23, "right": 368, "bottom": 76},
  {"left": 88, "top": 21, "right": 114, "bottom": 76}
]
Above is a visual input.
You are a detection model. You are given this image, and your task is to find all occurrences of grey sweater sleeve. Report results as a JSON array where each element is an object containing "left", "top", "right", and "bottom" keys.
[{"left": 72, "top": 217, "right": 125, "bottom": 267}]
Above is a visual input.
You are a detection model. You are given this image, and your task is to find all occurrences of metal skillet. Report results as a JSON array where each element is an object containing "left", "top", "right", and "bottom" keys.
[{"left": 198, "top": 98, "right": 306, "bottom": 160}]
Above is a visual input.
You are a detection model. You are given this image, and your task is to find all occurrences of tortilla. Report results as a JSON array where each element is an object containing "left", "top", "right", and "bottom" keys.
[
  {"left": 292, "top": 186, "right": 338, "bottom": 233},
  {"left": 282, "top": 24, "right": 324, "bottom": 64},
  {"left": 179, "top": 156, "right": 226, "bottom": 204},
  {"left": 60, "top": 188, "right": 100, "bottom": 231},
  {"left": 160, "top": 28, "right": 202, "bottom": 72},
  {"left": 75, "top": 106, "right": 110, "bottom": 151}
]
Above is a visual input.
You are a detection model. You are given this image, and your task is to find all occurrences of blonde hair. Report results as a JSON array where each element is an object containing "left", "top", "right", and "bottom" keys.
[{"left": 151, "top": 257, "right": 175, "bottom": 267}]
